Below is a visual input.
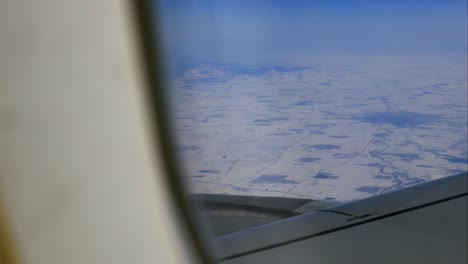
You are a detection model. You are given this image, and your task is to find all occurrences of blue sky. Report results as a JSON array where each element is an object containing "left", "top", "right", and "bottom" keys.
[{"left": 156, "top": 0, "right": 467, "bottom": 61}]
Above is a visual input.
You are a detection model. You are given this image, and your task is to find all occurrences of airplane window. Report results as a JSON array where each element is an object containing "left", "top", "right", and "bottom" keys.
[{"left": 153, "top": 0, "right": 467, "bottom": 238}]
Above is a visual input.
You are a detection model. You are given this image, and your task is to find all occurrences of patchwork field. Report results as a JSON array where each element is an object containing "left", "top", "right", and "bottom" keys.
[{"left": 170, "top": 54, "right": 467, "bottom": 203}]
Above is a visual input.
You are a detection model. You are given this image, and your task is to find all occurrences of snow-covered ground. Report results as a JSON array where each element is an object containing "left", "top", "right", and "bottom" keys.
[{"left": 171, "top": 54, "right": 467, "bottom": 203}]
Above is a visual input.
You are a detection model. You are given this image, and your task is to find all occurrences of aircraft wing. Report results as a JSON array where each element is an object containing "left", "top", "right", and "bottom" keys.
[{"left": 211, "top": 172, "right": 467, "bottom": 263}]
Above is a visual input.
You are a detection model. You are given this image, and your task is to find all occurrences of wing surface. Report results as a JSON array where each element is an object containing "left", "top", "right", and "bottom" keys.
[{"left": 213, "top": 173, "right": 468, "bottom": 263}]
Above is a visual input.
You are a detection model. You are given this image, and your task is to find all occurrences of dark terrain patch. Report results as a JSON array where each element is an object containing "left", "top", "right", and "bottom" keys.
[
  {"left": 314, "top": 172, "right": 338, "bottom": 179},
  {"left": 198, "top": 170, "right": 221, "bottom": 174},
  {"left": 417, "top": 165, "right": 432, "bottom": 168},
  {"left": 305, "top": 144, "right": 341, "bottom": 150},
  {"left": 328, "top": 135, "right": 348, "bottom": 139},
  {"left": 270, "top": 117, "right": 289, "bottom": 121},
  {"left": 373, "top": 175, "right": 392, "bottom": 180},
  {"left": 269, "top": 132, "right": 291, "bottom": 136},
  {"left": 254, "top": 123, "right": 272, "bottom": 126},
  {"left": 358, "top": 111, "right": 438, "bottom": 127},
  {"left": 396, "top": 153, "right": 421, "bottom": 162},
  {"left": 298, "top": 157, "right": 321, "bottom": 163},
  {"left": 443, "top": 155, "right": 467, "bottom": 164},
  {"left": 363, "top": 163, "right": 383, "bottom": 168},
  {"left": 309, "top": 130, "right": 325, "bottom": 134},
  {"left": 370, "top": 151, "right": 421, "bottom": 162},
  {"left": 254, "top": 119, "right": 272, "bottom": 123},
  {"left": 292, "top": 101, "right": 313, "bottom": 106},
  {"left": 250, "top": 175, "right": 298, "bottom": 184}
]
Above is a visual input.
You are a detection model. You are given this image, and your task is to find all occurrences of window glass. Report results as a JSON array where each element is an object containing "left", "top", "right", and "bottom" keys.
[{"left": 154, "top": 0, "right": 467, "bottom": 236}]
